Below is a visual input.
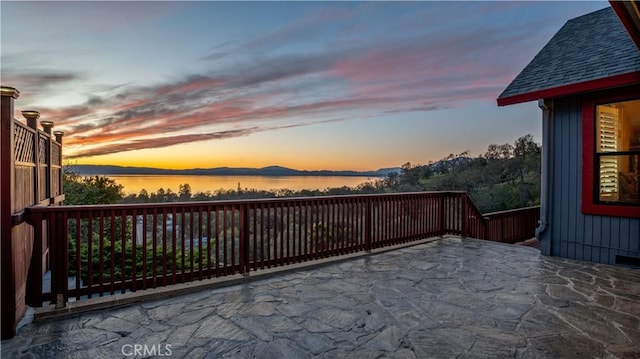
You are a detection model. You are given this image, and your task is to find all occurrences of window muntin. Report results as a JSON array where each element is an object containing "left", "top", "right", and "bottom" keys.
[{"left": 594, "top": 99, "right": 640, "bottom": 205}]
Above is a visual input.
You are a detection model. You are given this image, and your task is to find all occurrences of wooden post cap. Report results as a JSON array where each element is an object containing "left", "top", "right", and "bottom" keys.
[
  {"left": 22, "top": 110, "right": 41, "bottom": 120},
  {"left": 23, "top": 111, "right": 41, "bottom": 129},
  {"left": 40, "top": 120, "right": 54, "bottom": 134},
  {"left": 0, "top": 86, "right": 20, "bottom": 99},
  {"left": 53, "top": 131, "right": 64, "bottom": 143}
]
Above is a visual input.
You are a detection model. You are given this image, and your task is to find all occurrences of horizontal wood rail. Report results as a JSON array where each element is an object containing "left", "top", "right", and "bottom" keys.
[{"left": 24, "top": 192, "right": 538, "bottom": 309}]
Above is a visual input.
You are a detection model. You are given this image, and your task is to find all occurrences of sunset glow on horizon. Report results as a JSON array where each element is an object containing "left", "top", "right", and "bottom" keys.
[{"left": 1, "top": 1, "right": 608, "bottom": 171}]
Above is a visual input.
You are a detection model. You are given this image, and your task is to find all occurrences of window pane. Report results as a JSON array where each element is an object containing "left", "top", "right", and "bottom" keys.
[
  {"left": 597, "top": 105, "right": 619, "bottom": 153},
  {"left": 598, "top": 153, "right": 639, "bottom": 203},
  {"left": 596, "top": 99, "right": 640, "bottom": 153},
  {"left": 595, "top": 99, "right": 640, "bottom": 205}
]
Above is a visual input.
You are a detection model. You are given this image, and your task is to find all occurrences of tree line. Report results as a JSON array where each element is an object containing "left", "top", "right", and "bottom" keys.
[{"left": 63, "top": 134, "right": 541, "bottom": 213}]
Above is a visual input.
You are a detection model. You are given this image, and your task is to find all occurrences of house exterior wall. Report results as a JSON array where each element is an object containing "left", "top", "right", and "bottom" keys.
[{"left": 540, "top": 96, "right": 640, "bottom": 265}]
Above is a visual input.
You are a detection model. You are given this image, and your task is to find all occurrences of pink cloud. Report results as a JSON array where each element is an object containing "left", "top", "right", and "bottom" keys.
[{"left": 6, "top": 2, "right": 567, "bottom": 160}]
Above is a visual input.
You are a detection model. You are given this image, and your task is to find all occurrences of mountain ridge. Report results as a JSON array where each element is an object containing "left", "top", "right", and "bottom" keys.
[{"left": 70, "top": 164, "right": 400, "bottom": 177}]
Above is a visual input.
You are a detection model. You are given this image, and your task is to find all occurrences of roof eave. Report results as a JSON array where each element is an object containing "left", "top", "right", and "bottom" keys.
[
  {"left": 497, "top": 71, "right": 640, "bottom": 106},
  {"left": 610, "top": 0, "right": 640, "bottom": 51}
]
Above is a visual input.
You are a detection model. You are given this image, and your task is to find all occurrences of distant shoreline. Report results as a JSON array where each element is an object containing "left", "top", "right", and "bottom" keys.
[
  {"left": 105, "top": 174, "right": 377, "bottom": 194},
  {"left": 98, "top": 173, "right": 379, "bottom": 177},
  {"left": 71, "top": 164, "right": 400, "bottom": 178}
]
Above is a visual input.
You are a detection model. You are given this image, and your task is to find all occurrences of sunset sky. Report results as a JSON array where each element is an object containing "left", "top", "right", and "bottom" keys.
[{"left": 1, "top": 1, "right": 607, "bottom": 171}]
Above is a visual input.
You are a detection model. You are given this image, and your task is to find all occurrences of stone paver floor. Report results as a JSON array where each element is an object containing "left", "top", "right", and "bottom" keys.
[{"left": 2, "top": 237, "right": 640, "bottom": 358}]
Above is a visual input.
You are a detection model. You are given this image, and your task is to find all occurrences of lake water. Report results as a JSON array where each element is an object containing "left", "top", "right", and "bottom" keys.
[{"left": 107, "top": 175, "right": 377, "bottom": 195}]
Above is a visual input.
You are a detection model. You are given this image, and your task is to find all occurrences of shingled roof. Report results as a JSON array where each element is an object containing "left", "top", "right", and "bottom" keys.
[{"left": 497, "top": 7, "right": 640, "bottom": 106}]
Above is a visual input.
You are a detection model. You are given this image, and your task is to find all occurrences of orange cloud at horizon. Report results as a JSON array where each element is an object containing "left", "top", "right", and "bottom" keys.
[
  {"left": 65, "top": 138, "right": 394, "bottom": 172},
  {"left": 67, "top": 154, "right": 387, "bottom": 172}
]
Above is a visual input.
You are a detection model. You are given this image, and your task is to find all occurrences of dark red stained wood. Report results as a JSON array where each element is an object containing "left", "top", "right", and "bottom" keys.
[
  {"left": 278, "top": 204, "right": 283, "bottom": 263},
  {"left": 497, "top": 72, "right": 640, "bottom": 106},
  {"left": 98, "top": 211, "right": 105, "bottom": 296},
  {"left": 215, "top": 208, "right": 220, "bottom": 276},
  {"left": 25, "top": 211, "right": 43, "bottom": 307},
  {"left": 180, "top": 208, "right": 186, "bottom": 278},
  {"left": 239, "top": 204, "right": 248, "bottom": 274},
  {"left": 294, "top": 204, "right": 299, "bottom": 262},
  {"left": 205, "top": 207, "right": 212, "bottom": 278},
  {"left": 131, "top": 211, "right": 137, "bottom": 292},
  {"left": 222, "top": 207, "right": 228, "bottom": 274},
  {"left": 171, "top": 207, "right": 177, "bottom": 284},
  {"left": 74, "top": 212, "right": 82, "bottom": 300},
  {"left": 109, "top": 210, "right": 116, "bottom": 295},
  {"left": 266, "top": 203, "right": 272, "bottom": 267},
  {"left": 251, "top": 205, "right": 257, "bottom": 270},
  {"left": 120, "top": 209, "right": 127, "bottom": 294},
  {"left": 285, "top": 204, "right": 290, "bottom": 263},
  {"left": 196, "top": 209, "right": 202, "bottom": 278},
  {"left": 259, "top": 203, "right": 264, "bottom": 269},
  {"left": 290, "top": 203, "right": 295, "bottom": 262},
  {"left": 49, "top": 211, "right": 69, "bottom": 306},
  {"left": 1, "top": 92, "right": 16, "bottom": 339},
  {"left": 324, "top": 200, "right": 330, "bottom": 256},
  {"left": 284, "top": 204, "right": 290, "bottom": 264},
  {"left": 328, "top": 199, "right": 340, "bottom": 253},
  {"left": 305, "top": 202, "right": 310, "bottom": 257},
  {"left": 153, "top": 208, "right": 159, "bottom": 286},
  {"left": 231, "top": 205, "right": 236, "bottom": 273},
  {"left": 24, "top": 192, "right": 540, "bottom": 310},
  {"left": 188, "top": 208, "right": 194, "bottom": 281}
]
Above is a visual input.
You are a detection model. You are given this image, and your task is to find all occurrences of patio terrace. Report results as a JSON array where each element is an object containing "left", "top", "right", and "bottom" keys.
[{"left": 2, "top": 236, "right": 639, "bottom": 358}]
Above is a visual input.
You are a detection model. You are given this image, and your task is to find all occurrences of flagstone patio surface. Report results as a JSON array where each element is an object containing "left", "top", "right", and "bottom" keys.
[{"left": 2, "top": 237, "right": 640, "bottom": 358}]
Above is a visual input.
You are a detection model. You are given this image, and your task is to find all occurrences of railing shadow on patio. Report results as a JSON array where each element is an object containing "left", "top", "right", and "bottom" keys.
[{"left": 21, "top": 192, "right": 539, "bottom": 310}]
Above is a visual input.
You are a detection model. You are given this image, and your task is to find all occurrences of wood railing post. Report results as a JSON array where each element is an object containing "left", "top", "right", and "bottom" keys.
[
  {"left": 1, "top": 86, "right": 19, "bottom": 339},
  {"left": 23, "top": 111, "right": 41, "bottom": 204},
  {"left": 364, "top": 198, "right": 372, "bottom": 252},
  {"left": 461, "top": 194, "right": 467, "bottom": 238},
  {"left": 40, "top": 121, "right": 54, "bottom": 201},
  {"left": 25, "top": 210, "right": 43, "bottom": 307},
  {"left": 50, "top": 212, "right": 68, "bottom": 308},
  {"left": 54, "top": 131, "right": 64, "bottom": 202},
  {"left": 53, "top": 131, "right": 64, "bottom": 145},
  {"left": 239, "top": 204, "right": 250, "bottom": 276},
  {"left": 483, "top": 216, "right": 488, "bottom": 240},
  {"left": 439, "top": 194, "right": 446, "bottom": 236},
  {"left": 23, "top": 111, "right": 49, "bottom": 287},
  {"left": 459, "top": 193, "right": 464, "bottom": 235}
]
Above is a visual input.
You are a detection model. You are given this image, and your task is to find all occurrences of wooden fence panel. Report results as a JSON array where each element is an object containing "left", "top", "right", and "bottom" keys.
[{"left": 1, "top": 87, "right": 65, "bottom": 339}]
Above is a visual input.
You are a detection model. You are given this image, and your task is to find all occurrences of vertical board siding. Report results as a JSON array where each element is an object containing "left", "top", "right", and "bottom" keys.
[
  {"left": 550, "top": 97, "right": 640, "bottom": 265},
  {"left": 569, "top": 96, "right": 579, "bottom": 260},
  {"left": 551, "top": 97, "right": 567, "bottom": 258},
  {"left": 632, "top": 221, "right": 640, "bottom": 252}
]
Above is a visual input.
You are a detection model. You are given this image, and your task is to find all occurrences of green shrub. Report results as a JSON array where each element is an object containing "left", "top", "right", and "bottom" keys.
[{"left": 68, "top": 238, "right": 215, "bottom": 285}]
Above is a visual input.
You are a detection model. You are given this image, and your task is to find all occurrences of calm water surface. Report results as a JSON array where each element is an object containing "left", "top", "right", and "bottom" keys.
[{"left": 108, "top": 175, "right": 376, "bottom": 195}]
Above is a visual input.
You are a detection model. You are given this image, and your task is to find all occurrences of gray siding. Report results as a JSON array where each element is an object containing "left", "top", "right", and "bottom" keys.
[{"left": 542, "top": 96, "right": 640, "bottom": 266}]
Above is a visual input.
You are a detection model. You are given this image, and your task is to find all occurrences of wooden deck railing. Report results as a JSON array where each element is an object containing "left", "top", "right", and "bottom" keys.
[
  {"left": 24, "top": 191, "right": 538, "bottom": 309},
  {"left": 482, "top": 206, "right": 541, "bottom": 243},
  {"left": 461, "top": 195, "right": 540, "bottom": 243}
]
